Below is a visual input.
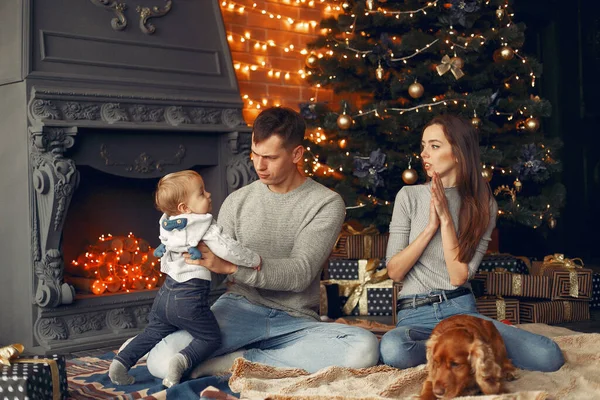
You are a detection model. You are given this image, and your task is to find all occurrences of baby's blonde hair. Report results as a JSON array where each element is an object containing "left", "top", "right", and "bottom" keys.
[{"left": 154, "top": 170, "right": 202, "bottom": 216}]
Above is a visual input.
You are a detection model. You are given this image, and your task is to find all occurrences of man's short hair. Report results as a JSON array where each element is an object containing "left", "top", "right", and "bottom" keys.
[{"left": 252, "top": 107, "right": 305, "bottom": 149}]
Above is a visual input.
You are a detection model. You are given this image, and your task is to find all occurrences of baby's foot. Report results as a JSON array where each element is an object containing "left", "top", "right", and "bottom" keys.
[
  {"left": 108, "top": 359, "right": 135, "bottom": 385},
  {"left": 162, "top": 353, "right": 189, "bottom": 388}
]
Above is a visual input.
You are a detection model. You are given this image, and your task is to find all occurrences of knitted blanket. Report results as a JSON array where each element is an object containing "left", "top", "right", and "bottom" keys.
[{"left": 227, "top": 324, "right": 599, "bottom": 400}]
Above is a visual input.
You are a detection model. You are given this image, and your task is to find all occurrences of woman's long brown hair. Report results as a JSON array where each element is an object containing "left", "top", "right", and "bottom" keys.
[{"left": 423, "top": 114, "right": 495, "bottom": 263}]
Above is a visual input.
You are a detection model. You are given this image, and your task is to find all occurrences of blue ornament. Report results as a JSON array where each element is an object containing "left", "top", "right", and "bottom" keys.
[{"left": 353, "top": 149, "right": 387, "bottom": 189}]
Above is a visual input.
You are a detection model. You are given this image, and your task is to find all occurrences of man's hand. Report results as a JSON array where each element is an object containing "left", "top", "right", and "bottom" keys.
[{"left": 183, "top": 242, "right": 238, "bottom": 275}]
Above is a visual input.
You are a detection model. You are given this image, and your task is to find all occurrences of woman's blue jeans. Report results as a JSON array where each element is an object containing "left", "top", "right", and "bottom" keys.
[
  {"left": 379, "top": 290, "right": 565, "bottom": 372},
  {"left": 146, "top": 292, "right": 380, "bottom": 378}
]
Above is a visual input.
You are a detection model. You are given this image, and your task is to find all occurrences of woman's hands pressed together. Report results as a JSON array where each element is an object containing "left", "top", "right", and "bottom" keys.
[{"left": 430, "top": 172, "right": 452, "bottom": 226}]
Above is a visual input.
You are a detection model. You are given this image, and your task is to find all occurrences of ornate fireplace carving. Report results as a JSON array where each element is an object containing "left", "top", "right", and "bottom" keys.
[
  {"left": 25, "top": 87, "right": 256, "bottom": 351},
  {"left": 0, "top": 0, "right": 255, "bottom": 353}
]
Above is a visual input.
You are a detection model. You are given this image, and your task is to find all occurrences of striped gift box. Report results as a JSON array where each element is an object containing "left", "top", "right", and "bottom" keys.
[
  {"left": 331, "top": 234, "right": 388, "bottom": 259},
  {"left": 470, "top": 273, "right": 489, "bottom": 297},
  {"left": 475, "top": 297, "right": 520, "bottom": 325},
  {"left": 484, "top": 272, "right": 551, "bottom": 299},
  {"left": 519, "top": 300, "right": 591, "bottom": 324},
  {"left": 532, "top": 262, "right": 592, "bottom": 301}
]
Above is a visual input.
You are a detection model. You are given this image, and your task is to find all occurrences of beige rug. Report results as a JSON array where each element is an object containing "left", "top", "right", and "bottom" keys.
[{"left": 228, "top": 324, "right": 600, "bottom": 400}]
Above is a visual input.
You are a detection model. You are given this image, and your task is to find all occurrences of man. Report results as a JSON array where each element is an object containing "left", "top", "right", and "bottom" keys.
[{"left": 144, "top": 107, "right": 380, "bottom": 378}]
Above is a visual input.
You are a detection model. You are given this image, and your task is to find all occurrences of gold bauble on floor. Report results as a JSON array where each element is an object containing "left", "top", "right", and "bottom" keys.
[{"left": 402, "top": 168, "right": 418, "bottom": 184}]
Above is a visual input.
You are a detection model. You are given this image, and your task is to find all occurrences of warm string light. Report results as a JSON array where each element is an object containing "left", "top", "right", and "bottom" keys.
[
  {"left": 234, "top": 61, "right": 305, "bottom": 79},
  {"left": 242, "top": 94, "right": 281, "bottom": 109},
  {"left": 512, "top": 50, "right": 536, "bottom": 87},
  {"left": 390, "top": 39, "right": 439, "bottom": 62},
  {"left": 363, "top": 0, "right": 438, "bottom": 17},
  {"left": 227, "top": 31, "right": 312, "bottom": 55},
  {"left": 387, "top": 98, "right": 467, "bottom": 115},
  {"left": 67, "top": 233, "right": 162, "bottom": 295},
  {"left": 220, "top": 0, "right": 321, "bottom": 30}
]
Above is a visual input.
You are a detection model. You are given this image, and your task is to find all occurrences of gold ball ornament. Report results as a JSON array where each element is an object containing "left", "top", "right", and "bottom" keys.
[
  {"left": 305, "top": 54, "right": 318, "bottom": 69},
  {"left": 514, "top": 179, "right": 522, "bottom": 192},
  {"left": 499, "top": 46, "right": 515, "bottom": 60},
  {"left": 471, "top": 116, "right": 482, "bottom": 129},
  {"left": 375, "top": 64, "right": 385, "bottom": 81},
  {"left": 481, "top": 168, "right": 493, "bottom": 182},
  {"left": 548, "top": 217, "right": 557, "bottom": 229},
  {"left": 496, "top": 6, "right": 505, "bottom": 20},
  {"left": 408, "top": 82, "right": 424, "bottom": 99},
  {"left": 402, "top": 168, "right": 418, "bottom": 185},
  {"left": 524, "top": 117, "right": 540, "bottom": 132},
  {"left": 337, "top": 113, "right": 353, "bottom": 130}
]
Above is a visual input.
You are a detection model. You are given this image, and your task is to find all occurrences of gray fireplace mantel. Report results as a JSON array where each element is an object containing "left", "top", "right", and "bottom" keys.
[{"left": 0, "top": 0, "right": 256, "bottom": 353}]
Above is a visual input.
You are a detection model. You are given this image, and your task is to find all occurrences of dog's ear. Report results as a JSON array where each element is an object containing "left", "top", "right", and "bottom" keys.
[
  {"left": 425, "top": 331, "right": 440, "bottom": 372},
  {"left": 470, "top": 337, "right": 503, "bottom": 394}
]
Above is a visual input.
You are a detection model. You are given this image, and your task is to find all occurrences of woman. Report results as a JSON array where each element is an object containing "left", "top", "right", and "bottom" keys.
[{"left": 379, "top": 114, "right": 564, "bottom": 372}]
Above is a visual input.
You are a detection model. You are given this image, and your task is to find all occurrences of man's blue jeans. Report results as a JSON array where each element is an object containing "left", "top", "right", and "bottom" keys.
[
  {"left": 146, "top": 293, "right": 380, "bottom": 378},
  {"left": 116, "top": 277, "right": 221, "bottom": 374},
  {"left": 379, "top": 290, "right": 565, "bottom": 372}
]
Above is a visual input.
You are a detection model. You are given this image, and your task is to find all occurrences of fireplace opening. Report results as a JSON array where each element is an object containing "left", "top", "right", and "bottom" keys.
[{"left": 62, "top": 165, "right": 215, "bottom": 298}]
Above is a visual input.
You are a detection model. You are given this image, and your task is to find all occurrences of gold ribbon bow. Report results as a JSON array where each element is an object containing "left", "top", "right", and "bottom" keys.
[
  {"left": 322, "top": 259, "right": 390, "bottom": 315},
  {"left": 479, "top": 296, "right": 507, "bottom": 321},
  {"left": 334, "top": 222, "right": 379, "bottom": 249},
  {"left": 0, "top": 343, "right": 24, "bottom": 366},
  {"left": 436, "top": 55, "right": 465, "bottom": 79},
  {"left": 543, "top": 254, "right": 584, "bottom": 269},
  {"left": 542, "top": 254, "right": 584, "bottom": 298},
  {"left": 496, "top": 298, "right": 507, "bottom": 321},
  {"left": 0, "top": 344, "right": 61, "bottom": 400}
]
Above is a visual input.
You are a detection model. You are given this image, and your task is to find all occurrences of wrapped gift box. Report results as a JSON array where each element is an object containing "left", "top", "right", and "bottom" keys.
[
  {"left": 478, "top": 254, "right": 530, "bottom": 275},
  {"left": 484, "top": 272, "right": 551, "bottom": 299},
  {"left": 320, "top": 282, "right": 342, "bottom": 319},
  {"left": 366, "top": 287, "right": 394, "bottom": 316},
  {"left": 327, "top": 259, "right": 386, "bottom": 280},
  {"left": 520, "top": 300, "right": 590, "bottom": 324},
  {"left": 471, "top": 273, "right": 489, "bottom": 297},
  {"left": 591, "top": 273, "right": 600, "bottom": 310},
  {"left": 339, "top": 281, "right": 394, "bottom": 316},
  {"left": 475, "top": 296, "right": 520, "bottom": 325},
  {"left": 532, "top": 257, "right": 592, "bottom": 301},
  {"left": 0, "top": 354, "right": 68, "bottom": 400},
  {"left": 331, "top": 234, "right": 388, "bottom": 259},
  {"left": 322, "top": 259, "right": 392, "bottom": 316}
]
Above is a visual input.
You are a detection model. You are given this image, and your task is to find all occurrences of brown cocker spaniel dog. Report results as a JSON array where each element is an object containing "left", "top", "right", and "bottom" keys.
[{"left": 420, "top": 314, "right": 516, "bottom": 400}]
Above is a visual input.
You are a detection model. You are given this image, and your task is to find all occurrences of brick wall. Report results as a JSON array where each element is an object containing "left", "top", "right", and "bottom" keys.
[{"left": 219, "top": 1, "right": 336, "bottom": 125}]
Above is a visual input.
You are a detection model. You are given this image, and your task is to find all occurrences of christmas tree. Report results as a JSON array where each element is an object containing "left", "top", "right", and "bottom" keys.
[{"left": 300, "top": 0, "right": 565, "bottom": 233}]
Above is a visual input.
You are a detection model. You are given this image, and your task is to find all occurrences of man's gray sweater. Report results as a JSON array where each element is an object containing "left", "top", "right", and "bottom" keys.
[{"left": 217, "top": 178, "right": 346, "bottom": 320}]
